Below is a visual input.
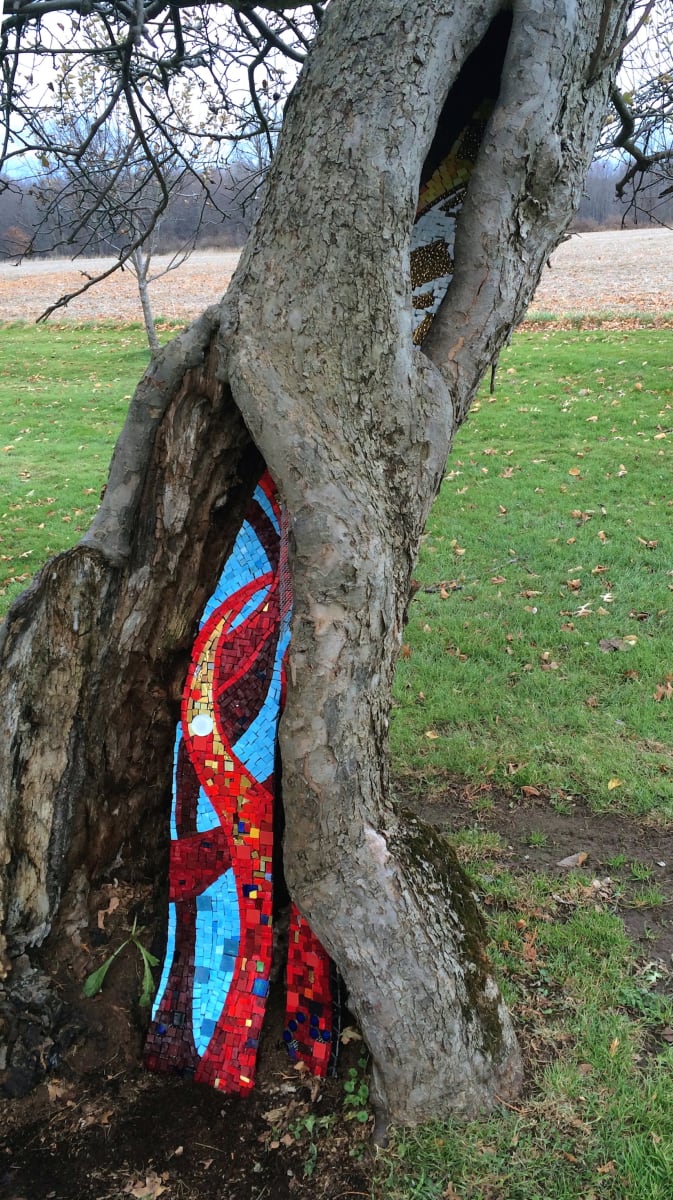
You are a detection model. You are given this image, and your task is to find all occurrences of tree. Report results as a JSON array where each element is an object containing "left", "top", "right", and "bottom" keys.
[
  {"left": 0, "top": 0, "right": 635, "bottom": 1129},
  {"left": 6, "top": 42, "right": 228, "bottom": 349}
]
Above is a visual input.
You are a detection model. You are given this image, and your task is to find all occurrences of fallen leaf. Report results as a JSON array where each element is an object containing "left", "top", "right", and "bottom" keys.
[
  {"left": 598, "top": 530, "right": 608, "bottom": 542},
  {"left": 637, "top": 537, "right": 658, "bottom": 549},
  {"left": 568, "top": 467, "right": 582, "bottom": 477},
  {"left": 566, "top": 579, "right": 581, "bottom": 591},
  {"left": 521, "top": 785, "right": 541, "bottom": 797},
  {"left": 585, "top": 696, "right": 598, "bottom": 708},
  {"left": 597, "top": 1161, "right": 615, "bottom": 1175},
  {"left": 340, "top": 1026, "right": 362, "bottom": 1044},
  {"left": 263, "top": 1107, "right": 288, "bottom": 1124},
  {"left": 617, "top": 464, "right": 627, "bottom": 476},
  {"left": 400, "top": 644, "right": 412, "bottom": 659},
  {"left": 97, "top": 896, "right": 120, "bottom": 930},
  {"left": 607, "top": 778, "right": 623, "bottom": 790},
  {"left": 592, "top": 564, "right": 608, "bottom": 574},
  {"left": 556, "top": 852, "right": 589, "bottom": 868},
  {"left": 654, "top": 682, "right": 673, "bottom": 702},
  {"left": 490, "top": 575, "right": 506, "bottom": 584},
  {"left": 522, "top": 931, "right": 538, "bottom": 963},
  {"left": 424, "top": 730, "right": 440, "bottom": 740},
  {"left": 127, "top": 1173, "right": 167, "bottom": 1199}
]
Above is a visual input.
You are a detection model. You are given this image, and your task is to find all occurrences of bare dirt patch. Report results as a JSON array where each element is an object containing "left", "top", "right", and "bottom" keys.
[
  {"left": 0, "top": 251, "right": 242, "bottom": 323},
  {"left": 529, "top": 226, "right": 673, "bottom": 317},
  {"left": 2, "top": 228, "right": 673, "bottom": 325}
]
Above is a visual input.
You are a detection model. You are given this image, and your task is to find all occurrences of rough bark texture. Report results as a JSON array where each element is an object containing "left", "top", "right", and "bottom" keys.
[{"left": 0, "top": 0, "right": 629, "bottom": 1124}]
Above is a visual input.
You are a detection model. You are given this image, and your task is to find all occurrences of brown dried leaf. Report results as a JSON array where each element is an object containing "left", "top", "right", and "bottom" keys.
[
  {"left": 127, "top": 1173, "right": 167, "bottom": 1199},
  {"left": 97, "top": 896, "right": 120, "bottom": 930},
  {"left": 556, "top": 852, "right": 589, "bottom": 869}
]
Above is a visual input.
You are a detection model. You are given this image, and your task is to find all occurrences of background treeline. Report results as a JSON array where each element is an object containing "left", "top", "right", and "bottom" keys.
[
  {"left": 572, "top": 160, "right": 673, "bottom": 231},
  {"left": 3, "top": 158, "right": 673, "bottom": 263},
  {"left": 0, "top": 160, "right": 259, "bottom": 260}
]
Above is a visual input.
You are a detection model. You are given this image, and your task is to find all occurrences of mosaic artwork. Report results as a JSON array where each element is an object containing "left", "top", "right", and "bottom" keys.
[
  {"left": 145, "top": 474, "right": 338, "bottom": 1091},
  {"left": 411, "top": 99, "right": 492, "bottom": 345},
  {"left": 147, "top": 97, "right": 488, "bottom": 1093}
]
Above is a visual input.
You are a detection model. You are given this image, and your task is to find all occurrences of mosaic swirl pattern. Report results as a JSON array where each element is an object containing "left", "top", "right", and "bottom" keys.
[
  {"left": 411, "top": 100, "right": 490, "bottom": 345},
  {"left": 145, "top": 474, "right": 337, "bottom": 1091}
]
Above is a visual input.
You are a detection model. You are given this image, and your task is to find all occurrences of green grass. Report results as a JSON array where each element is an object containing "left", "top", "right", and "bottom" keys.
[
  {"left": 392, "top": 328, "right": 673, "bottom": 818},
  {"left": 0, "top": 321, "right": 181, "bottom": 613},
  {"left": 2, "top": 320, "right": 673, "bottom": 1198},
  {"left": 376, "top": 844, "right": 673, "bottom": 1199}
]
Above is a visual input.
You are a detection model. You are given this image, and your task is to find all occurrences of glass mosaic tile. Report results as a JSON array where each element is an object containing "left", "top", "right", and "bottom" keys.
[{"left": 145, "top": 471, "right": 339, "bottom": 1092}]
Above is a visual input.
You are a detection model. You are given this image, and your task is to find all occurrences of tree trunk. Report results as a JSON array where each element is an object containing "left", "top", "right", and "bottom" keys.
[
  {"left": 0, "top": 0, "right": 629, "bottom": 1124},
  {"left": 131, "top": 246, "right": 161, "bottom": 357}
]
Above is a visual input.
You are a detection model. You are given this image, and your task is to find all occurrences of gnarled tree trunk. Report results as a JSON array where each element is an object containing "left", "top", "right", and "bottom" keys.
[{"left": 0, "top": 0, "right": 628, "bottom": 1125}]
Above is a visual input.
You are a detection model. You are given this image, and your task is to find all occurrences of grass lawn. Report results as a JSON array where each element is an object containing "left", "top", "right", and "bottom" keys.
[
  {"left": 392, "top": 327, "right": 673, "bottom": 819},
  {"left": 2, "top": 320, "right": 673, "bottom": 1199},
  {"left": 0, "top": 321, "right": 178, "bottom": 612}
]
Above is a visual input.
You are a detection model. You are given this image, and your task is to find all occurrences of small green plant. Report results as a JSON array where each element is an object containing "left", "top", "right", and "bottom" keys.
[
  {"left": 288, "top": 1112, "right": 335, "bottom": 1178},
  {"left": 527, "top": 829, "right": 548, "bottom": 848},
  {"left": 606, "top": 852, "right": 627, "bottom": 869},
  {"left": 82, "top": 916, "right": 159, "bottom": 1007},
  {"left": 630, "top": 860, "right": 653, "bottom": 882},
  {"left": 343, "top": 1054, "right": 371, "bottom": 1124},
  {"left": 631, "top": 885, "right": 666, "bottom": 909}
]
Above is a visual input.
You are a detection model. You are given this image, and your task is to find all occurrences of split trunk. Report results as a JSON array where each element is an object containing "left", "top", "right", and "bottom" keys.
[{"left": 0, "top": 0, "right": 628, "bottom": 1125}]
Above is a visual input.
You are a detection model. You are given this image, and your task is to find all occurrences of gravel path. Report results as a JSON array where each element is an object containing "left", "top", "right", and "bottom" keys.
[{"left": 1, "top": 229, "right": 672, "bottom": 322}]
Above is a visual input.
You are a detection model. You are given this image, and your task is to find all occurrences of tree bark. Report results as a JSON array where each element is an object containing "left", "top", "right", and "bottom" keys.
[
  {"left": 0, "top": 0, "right": 629, "bottom": 1123},
  {"left": 131, "top": 246, "right": 161, "bottom": 357}
]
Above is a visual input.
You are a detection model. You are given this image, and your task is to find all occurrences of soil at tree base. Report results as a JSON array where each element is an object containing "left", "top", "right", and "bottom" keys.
[{"left": 3, "top": 777, "right": 673, "bottom": 1200}]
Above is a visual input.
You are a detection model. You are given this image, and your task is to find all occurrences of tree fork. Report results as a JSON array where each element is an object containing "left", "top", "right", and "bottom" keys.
[{"left": 1, "top": 0, "right": 630, "bottom": 1124}]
